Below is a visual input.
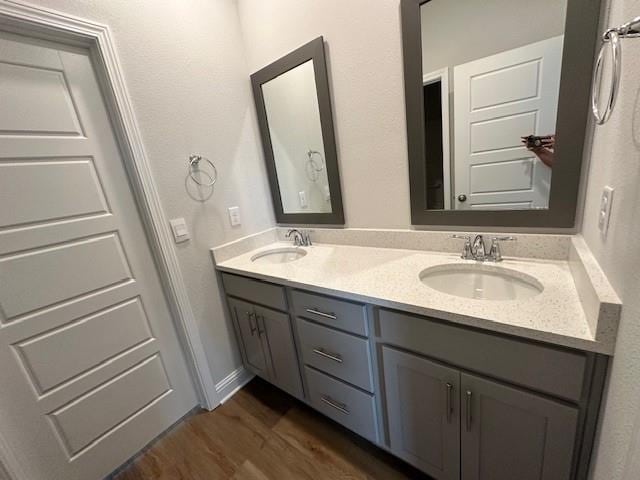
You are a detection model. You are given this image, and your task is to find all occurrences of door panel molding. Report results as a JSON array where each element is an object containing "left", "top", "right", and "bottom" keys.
[{"left": 0, "top": 7, "right": 218, "bottom": 460}]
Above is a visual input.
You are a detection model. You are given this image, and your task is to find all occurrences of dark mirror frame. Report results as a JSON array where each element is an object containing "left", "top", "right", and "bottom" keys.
[
  {"left": 250, "top": 36, "right": 345, "bottom": 225},
  {"left": 402, "top": 0, "right": 602, "bottom": 228}
]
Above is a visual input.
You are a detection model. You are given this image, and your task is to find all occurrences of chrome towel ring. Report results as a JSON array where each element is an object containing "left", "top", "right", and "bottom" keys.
[
  {"left": 188, "top": 154, "right": 217, "bottom": 187},
  {"left": 305, "top": 149, "right": 324, "bottom": 182},
  {"left": 592, "top": 16, "right": 640, "bottom": 125}
]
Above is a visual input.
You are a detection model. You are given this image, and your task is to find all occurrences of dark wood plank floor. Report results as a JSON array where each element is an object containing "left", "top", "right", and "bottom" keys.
[{"left": 113, "top": 378, "right": 431, "bottom": 479}]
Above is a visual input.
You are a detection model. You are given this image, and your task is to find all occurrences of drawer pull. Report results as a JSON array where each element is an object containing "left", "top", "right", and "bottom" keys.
[
  {"left": 312, "top": 348, "right": 343, "bottom": 363},
  {"left": 320, "top": 395, "right": 350, "bottom": 415},
  {"left": 306, "top": 308, "right": 337, "bottom": 320}
]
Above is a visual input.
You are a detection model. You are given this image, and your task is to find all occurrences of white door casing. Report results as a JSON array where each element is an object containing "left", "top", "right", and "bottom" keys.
[
  {"left": 453, "top": 36, "right": 563, "bottom": 210},
  {"left": 0, "top": 31, "right": 198, "bottom": 480}
]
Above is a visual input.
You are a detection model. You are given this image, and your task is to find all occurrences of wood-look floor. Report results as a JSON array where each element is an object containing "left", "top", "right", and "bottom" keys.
[{"left": 113, "top": 378, "right": 430, "bottom": 480}]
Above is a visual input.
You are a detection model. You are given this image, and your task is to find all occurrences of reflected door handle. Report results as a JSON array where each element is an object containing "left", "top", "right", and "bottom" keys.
[{"left": 457, "top": 194, "right": 467, "bottom": 202}]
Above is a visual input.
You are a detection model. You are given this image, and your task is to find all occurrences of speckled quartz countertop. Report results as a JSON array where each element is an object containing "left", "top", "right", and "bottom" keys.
[{"left": 215, "top": 241, "right": 617, "bottom": 355}]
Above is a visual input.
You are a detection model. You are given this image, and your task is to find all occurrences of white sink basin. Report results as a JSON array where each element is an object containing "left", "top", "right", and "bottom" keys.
[
  {"left": 420, "top": 264, "right": 543, "bottom": 301},
  {"left": 251, "top": 247, "right": 307, "bottom": 264}
]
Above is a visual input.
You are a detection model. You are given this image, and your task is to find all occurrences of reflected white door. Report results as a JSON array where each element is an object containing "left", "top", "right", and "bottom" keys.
[
  {"left": 0, "top": 32, "right": 197, "bottom": 480},
  {"left": 453, "top": 36, "right": 563, "bottom": 210}
]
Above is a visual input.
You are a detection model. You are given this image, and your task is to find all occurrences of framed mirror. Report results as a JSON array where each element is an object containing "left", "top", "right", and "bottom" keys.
[
  {"left": 401, "top": 0, "right": 602, "bottom": 227},
  {"left": 251, "top": 37, "right": 344, "bottom": 225}
]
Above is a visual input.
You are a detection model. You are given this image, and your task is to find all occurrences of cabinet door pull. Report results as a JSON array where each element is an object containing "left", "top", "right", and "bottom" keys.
[
  {"left": 446, "top": 382, "right": 454, "bottom": 423},
  {"left": 247, "top": 311, "right": 257, "bottom": 335},
  {"left": 256, "top": 314, "right": 266, "bottom": 337},
  {"left": 466, "top": 390, "right": 473, "bottom": 431},
  {"left": 312, "top": 348, "right": 343, "bottom": 363},
  {"left": 320, "top": 395, "right": 350, "bottom": 415},
  {"left": 306, "top": 308, "right": 337, "bottom": 320}
]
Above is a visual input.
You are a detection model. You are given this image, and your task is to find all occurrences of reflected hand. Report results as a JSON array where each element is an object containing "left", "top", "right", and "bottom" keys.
[
  {"left": 521, "top": 134, "right": 555, "bottom": 168},
  {"left": 521, "top": 134, "right": 555, "bottom": 150}
]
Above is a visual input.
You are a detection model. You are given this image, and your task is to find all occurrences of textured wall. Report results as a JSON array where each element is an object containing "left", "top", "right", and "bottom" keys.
[
  {"left": 27, "top": 0, "right": 275, "bottom": 385},
  {"left": 581, "top": 0, "right": 640, "bottom": 478},
  {"left": 237, "top": 0, "right": 411, "bottom": 228},
  {"left": 421, "top": 0, "right": 566, "bottom": 74}
]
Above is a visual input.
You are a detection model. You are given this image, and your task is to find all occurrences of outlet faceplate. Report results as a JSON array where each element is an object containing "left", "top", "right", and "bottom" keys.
[{"left": 599, "top": 186, "right": 614, "bottom": 238}]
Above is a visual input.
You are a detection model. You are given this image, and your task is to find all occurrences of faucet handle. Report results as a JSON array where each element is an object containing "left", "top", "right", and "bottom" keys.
[
  {"left": 451, "top": 234, "right": 474, "bottom": 260},
  {"left": 488, "top": 236, "right": 517, "bottom": 262},
  {"left": 451, "top": 234, "right": 471, "bottom": 240},
  {"left": 303, "top": 230, "right": 313, "bottom": 246}
]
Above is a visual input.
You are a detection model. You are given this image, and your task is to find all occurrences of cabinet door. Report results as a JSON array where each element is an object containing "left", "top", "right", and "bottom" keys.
[
  {"left": 228, "top": 298, "right": 268, "bottom": 378},
  {"left": 461, "top": 373, "right": 578, "bottom": 480},
  {"left": 382, "top": 346, "right": 460, "bottom": 480},
  {"left": 256, "top": 305, "right": 304, "bottom": 399}
]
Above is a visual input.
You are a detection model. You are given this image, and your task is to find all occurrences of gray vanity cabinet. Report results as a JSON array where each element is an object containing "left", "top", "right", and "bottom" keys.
[
  {"left": 382, "top": 346, "right": 579, "bottom": 480},
  {"left": 382, "top": 346, "right": 460, "bottom": 480},
  {"left": 220, "top": 273, "right": 605, "bottom": 480},
  {"left": 461, "top": 373, "right": 578, "bottom": 480},
  {"left": 227, "top": 297, "right": 269, "bottom": 379},
  {"left": 256, "top": 304, "right": 304, "bottom": 399},
  {"left": 226, "top": 290, "right": 303, "bottom": 399}
]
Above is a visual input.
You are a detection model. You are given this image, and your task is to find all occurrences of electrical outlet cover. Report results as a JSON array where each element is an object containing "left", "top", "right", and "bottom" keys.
[{"left": 599, "top": 186, "right": 614, "bottom": 238}]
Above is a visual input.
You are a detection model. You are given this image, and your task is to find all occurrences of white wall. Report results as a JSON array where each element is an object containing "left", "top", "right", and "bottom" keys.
[
  {"left": 26, "top": 0, "right": 275, "bottom": 386},
  {"left": 421, "top": 0, "right": 566, "bottom": 75},
  {"left": 581, "top": 0, "right": 640, "bottom": 479},
  {"left": 238, "top": 0, "right": 411, "bottom": 228}
]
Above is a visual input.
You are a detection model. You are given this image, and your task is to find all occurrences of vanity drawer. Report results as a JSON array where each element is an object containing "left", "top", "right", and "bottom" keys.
[
  {"left": 221, "top": 273, "right": 287, "bottom": 311},
  {"left": 297, "top": 318, "right": 374, "bottom": 392},
  {"left": 305, "top": 366, "right": 378, "bottom": 442},
  {"left": 291, "top": 290, "right": 367, "bottom": 336},
  {"left": 378, "top": 309, "right": 587, "bottom": 402}
]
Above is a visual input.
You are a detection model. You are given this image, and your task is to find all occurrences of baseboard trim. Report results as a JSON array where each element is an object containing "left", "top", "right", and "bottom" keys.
[{"left": 215, "top": 366, "right": 254, "bottom": 404}]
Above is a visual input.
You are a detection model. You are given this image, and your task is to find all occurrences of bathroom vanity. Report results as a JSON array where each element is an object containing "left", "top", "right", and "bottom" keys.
[{"left": 214, "top": 234, "right": 619, "bottom": 480}]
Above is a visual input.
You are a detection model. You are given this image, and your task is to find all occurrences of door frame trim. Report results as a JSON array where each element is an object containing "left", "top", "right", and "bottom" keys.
[{"left": 0, "top": 0, "right": 219, "bottom": 429}]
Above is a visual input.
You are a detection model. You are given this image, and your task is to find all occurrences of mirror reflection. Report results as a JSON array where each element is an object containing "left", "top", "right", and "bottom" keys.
[
  {"left": 420, "top": 0, "right": 567, "bottom": 211},
  {"left": 262, "top": 60, "right": 331, "bottom": 214}
]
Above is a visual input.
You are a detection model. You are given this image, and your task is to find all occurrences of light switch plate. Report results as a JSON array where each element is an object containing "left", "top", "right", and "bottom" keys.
[
  {"left": 228, "top": 206, "right": 241, "bottom": 226},
  {"left": 169, "top": 218, "right": 190, "bottom": 243},
  {"left": 599, "top": 186, "right": 614, "bottom": 238},
  {"left": 298, "top": 190, "right": 308, "bottom": 208}
]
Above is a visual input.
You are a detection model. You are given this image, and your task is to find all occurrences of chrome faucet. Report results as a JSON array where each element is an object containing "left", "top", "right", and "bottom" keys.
[
  {"left": 471, "top": 235, "right": 487, "bottom": 261},
  {"left": 286, "top": 229, "right": 312, "bottom": 247},
  {"left": 451, "top": 234, "right": 516, "bottom": 262}
]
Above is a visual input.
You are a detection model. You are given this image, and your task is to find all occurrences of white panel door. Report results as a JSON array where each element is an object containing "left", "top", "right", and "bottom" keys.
[
  {"left": 453, "top": 36, "right": 563, "bottom": 210},
  {"left": 0, "top": 32, "right": 198, "bottom": 480}
]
